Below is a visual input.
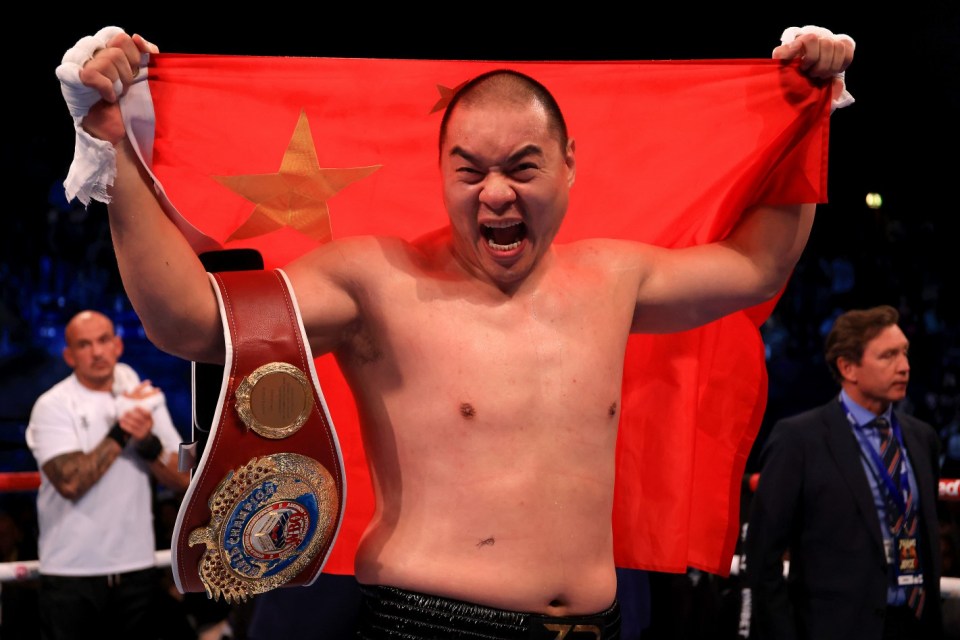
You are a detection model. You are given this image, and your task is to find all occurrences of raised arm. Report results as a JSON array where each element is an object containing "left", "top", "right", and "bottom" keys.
[
  {"left": 629, "top": 202, "right": 813, "bottom": 333},
  {"left": 629, "top": 29, "right": 854, "bottom": 334},
  {"left": 62, "top": 29, "right": 363, "bottom": 362},
  {"left": 63, "top": 29, "right": 224, "bottom": 363}
]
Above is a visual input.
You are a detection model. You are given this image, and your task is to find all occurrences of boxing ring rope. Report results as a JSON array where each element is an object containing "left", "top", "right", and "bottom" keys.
[
  {"left": 2, "top": 472, "right": 960, "bottom": 599},
  {"left": 0, "top": 472, "right": 40, "bottom": 493},
  {"left": 0, "top": 550, "right": 172, "bottom": 583},
  {"left": 0, "top": 471, "right": 174, "bottom": 584}
]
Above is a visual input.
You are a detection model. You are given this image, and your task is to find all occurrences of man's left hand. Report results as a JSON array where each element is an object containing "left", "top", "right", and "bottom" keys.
[{"left": 774, "top": 26, "right": 856, "bottom": 110}]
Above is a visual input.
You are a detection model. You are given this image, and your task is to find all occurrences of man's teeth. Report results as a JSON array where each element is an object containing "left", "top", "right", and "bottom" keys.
[
  {"left": 487, "top": 239, "right": 521, "bottom": 251},
  {"left": 482, "top": 220, "right": 523, "bottom": 251}
]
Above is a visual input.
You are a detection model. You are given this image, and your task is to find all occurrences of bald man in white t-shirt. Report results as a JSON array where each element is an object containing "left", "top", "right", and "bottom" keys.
[{"left": 26, "top": 310, "right": 188, "bottom": 640}]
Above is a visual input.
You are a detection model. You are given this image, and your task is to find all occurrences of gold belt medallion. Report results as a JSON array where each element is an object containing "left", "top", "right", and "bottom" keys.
[
  {"left": 188, "top": 453, "right": 338, "bottom": 602},
  {"left": 234, "top": 362, "right": 314, "bottom": 439}
]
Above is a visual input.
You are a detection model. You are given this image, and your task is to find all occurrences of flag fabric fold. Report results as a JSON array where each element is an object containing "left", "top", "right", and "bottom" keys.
[{"left": 123, "top": 53, "right": 831, "bottom": 576}]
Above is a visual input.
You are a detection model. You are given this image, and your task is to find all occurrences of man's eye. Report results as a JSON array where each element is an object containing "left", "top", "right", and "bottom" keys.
[
  {"left": 457, "top": 167, "right": 484, "bottom": 182},
  {"left": 510, "top": 164, "right": 539, "bottom": 179}
]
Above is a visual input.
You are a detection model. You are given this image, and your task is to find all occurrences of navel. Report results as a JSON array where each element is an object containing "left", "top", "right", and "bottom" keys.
[
  {"left": 608, "top": 402, "right": 618, "bottom": 418},
  {"left": 476, "top": 537, "right": 495, "bottom": 548},
  {"left": 460, "top": 402, "right": 477, "bottom": 419}
]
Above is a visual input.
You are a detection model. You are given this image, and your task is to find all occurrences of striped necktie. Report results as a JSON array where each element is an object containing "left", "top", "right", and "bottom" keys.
[{"left": 876, "top": 416, "right": 925, "bottom": 618}]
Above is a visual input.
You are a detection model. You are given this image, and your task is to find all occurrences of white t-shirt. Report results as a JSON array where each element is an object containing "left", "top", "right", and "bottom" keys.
[{"left": 25, "top": 362, "right": 182, "bottom": 576}]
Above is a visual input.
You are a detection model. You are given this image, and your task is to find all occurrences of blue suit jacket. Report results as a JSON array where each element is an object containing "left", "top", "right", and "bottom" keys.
[{"left": 745, "top": 399, "right": 942, "bottom": 640}]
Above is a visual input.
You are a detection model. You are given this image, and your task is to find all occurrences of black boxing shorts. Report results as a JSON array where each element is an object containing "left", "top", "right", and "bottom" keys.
[{"left": 355, "top": 584, "right": 621, "bottom": 639}]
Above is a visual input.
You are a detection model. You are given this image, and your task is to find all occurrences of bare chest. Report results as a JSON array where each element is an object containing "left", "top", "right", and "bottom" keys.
[{"left": 339, "top": 273, "right": 633, "bottom": 434}]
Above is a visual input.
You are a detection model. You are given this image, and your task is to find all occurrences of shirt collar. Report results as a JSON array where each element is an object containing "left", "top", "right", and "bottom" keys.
[{"left": 839, "top": 389, "right": 893, "bottom": 428}]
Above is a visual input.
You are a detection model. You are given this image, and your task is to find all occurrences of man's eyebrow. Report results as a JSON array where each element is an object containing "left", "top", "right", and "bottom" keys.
[
  {"left": 448, "top": 144, "right": 545, "bottom": 166},
  {"left": 881, "top": 344, "right": 908, "bottom": 357}
]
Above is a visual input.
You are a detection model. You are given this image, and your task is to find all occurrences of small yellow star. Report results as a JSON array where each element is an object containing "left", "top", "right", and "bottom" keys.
[{"left": 214, "top": 110, "right": 380, "bottom": 244}]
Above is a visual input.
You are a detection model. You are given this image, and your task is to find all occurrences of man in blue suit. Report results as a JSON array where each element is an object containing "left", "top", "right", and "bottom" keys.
[{"left": 746, "top": 305, "right": 943, "bottom": 639}]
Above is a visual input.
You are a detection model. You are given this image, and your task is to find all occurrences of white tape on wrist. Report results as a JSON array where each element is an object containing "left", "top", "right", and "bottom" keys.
[
  {"left": 116, "top": 387, "right": 167, "bottom": 416},
  {"left": 63, "top": 129, "right": 117, "bottom": 207},
  {"left": 56, "top": 26, "right": 128, "bottom": 206},
  {"left": 779, "top": 25, "right": 856, "bottom": 112}
]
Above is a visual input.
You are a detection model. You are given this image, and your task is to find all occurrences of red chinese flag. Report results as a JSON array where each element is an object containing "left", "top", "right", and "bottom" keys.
[{"left": 124, "top": 55, "right": 830, "bottom": 576}]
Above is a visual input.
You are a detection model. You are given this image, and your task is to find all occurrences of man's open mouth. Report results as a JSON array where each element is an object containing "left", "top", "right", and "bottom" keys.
[{"left": 481, "top": 220, "right": 527, "bottom": 251}]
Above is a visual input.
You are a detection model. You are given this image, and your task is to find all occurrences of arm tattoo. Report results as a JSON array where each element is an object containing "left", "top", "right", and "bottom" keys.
[{"left": 43, "top": 438, "right": 122, "bottom": 501}]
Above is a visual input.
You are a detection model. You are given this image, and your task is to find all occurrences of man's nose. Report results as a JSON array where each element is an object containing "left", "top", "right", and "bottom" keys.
[
  {"left": 898, "top": 352, "right": 910, "bottom": 373},
  {"left": 479, "top": 173, "right": 516, "bottom": 212}
]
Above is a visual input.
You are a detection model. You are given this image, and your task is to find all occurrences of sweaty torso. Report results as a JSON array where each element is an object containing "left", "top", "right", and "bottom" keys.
[{"left": 305, "top": 234, "right": 642, "bottom": 615}]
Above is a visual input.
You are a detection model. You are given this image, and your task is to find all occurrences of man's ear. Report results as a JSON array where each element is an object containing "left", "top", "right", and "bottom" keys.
[
  {"left": 565, "top": 138, "right": 576, "bottom": 188},
  {"left": 62, "top": 346, "right": 75, "bottom": 369},
  {"left": 837, "top": 356, "right": 858, "bottom": 384},
  {"left": 114, "top": 335, "right": 124, "bottom": 359}
]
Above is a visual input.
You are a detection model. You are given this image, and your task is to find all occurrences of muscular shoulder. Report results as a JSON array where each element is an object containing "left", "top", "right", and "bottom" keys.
[
  {"left": 286, "top": 235, "right": 421, "bottom": 288},
  {"left": 559, "top": 238, "right": 653, "bottom": 280},
  {"left": 564, "top": 237, "right": 651, "bottom": 263},
  {"left": 282, "top": 235, "right": 430, "bottom": 355}
]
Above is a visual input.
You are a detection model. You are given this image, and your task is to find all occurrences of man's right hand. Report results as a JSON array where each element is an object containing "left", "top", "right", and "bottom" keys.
[
  {"left": 116, "top": 380, "right": 162, "bottom": 440},
  {"left": 77, "top": 31, "right": 158, "bottom": 144},
  {"left": 117, "top": 406, "right": 154, "bottom": 441}
]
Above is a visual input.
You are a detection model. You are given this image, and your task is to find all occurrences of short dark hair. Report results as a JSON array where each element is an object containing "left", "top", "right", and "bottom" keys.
[
  {"left": 438, "top": 69, "right": 569, "bottom": 155},
  {"left": 823, "top": 305, "right": 900, "bottom": 383}
]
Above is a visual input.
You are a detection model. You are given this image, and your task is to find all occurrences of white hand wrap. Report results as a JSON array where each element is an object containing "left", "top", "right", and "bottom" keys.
[
  {"left": 779, "top": 25, "right": 856, "bottom": 111},
  {"left": 56, "top": 26, "right": 147, "bottom": 206},
  {"left": 116, "top": 385, "right": 166, "bottom": 416},
  {"left": 56, "top": 26, "right": 127, "bottom": 119}
]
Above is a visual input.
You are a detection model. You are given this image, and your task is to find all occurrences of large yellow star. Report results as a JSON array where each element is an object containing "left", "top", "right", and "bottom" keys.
[{"left": 214, "top": 111, "right": 380, "bottom": 244}]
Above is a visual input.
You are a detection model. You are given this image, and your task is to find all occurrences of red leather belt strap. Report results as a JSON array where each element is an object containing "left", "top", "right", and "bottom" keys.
[{"left": 172, "top": 269, "right": 344, "bottom": 598}]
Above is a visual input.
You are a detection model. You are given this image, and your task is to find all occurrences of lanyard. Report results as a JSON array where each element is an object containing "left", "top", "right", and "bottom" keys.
[{"left": 840, "top": 397, "right": 913, "bottom": 520}]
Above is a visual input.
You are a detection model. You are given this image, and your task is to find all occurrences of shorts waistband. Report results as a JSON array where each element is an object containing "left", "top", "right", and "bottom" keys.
[{"left": 357, "top": 584, "right": 621, "bottom": 640}]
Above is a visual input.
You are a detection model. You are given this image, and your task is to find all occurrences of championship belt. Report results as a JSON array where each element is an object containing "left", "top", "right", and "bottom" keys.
[{"left": 171, "top": 268, "right": 345, "bottom": 602}]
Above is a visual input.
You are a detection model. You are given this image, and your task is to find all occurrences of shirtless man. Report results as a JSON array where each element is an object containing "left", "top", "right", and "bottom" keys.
[{"left": 67, "top": 28, "right": 853, "bottom": 638}]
